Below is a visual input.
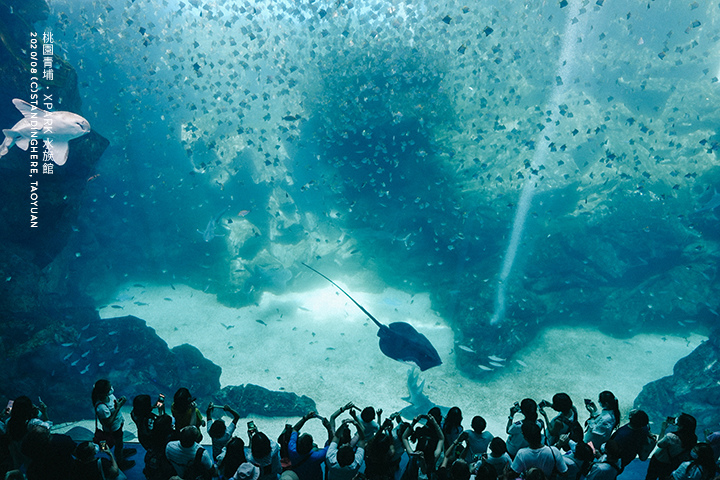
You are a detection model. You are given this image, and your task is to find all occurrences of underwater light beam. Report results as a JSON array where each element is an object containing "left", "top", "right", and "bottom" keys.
[{"left": 489, "top": 1, "right": 593, "bottom": 325}]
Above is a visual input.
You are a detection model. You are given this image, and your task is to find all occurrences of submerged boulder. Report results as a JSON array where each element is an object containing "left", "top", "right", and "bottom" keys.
[
  {"left": 0, "top": 311, "right": 220, "bottom": 422},
  {"left": 633, "top": 327, "right": 720, "bottom": 433},
  {"left": 0, "top": 0, "right": 315, "bottom": 421},
  {"left": 0, "top": 313, "right": 315, "bottom": 423},
  {"left": 0, "top": 0, "right": 108, "bottom": 270},
  {"left": 213, "top": 384, "right": 316, "bottom": 418}
]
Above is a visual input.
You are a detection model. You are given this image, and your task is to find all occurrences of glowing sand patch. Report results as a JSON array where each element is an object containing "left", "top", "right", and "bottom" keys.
[{"left": 99, "top": 282, "right": 704, "bottom": 439}]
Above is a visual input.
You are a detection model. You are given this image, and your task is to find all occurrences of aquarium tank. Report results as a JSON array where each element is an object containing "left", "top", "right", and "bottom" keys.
[{"left": 0, "top": 0, "right": 719, "bottom": 457}]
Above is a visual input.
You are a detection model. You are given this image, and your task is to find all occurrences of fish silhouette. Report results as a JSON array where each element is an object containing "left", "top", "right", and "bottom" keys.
[
  {"left": 0, "top": 99, "right": 90, "bottom": 165},
  {"left": 695, "top": 189, "right": 720, "bottom": 214},
  {"left": 302, "top": 263, "right": 442, "bottom": 371},
  {"left": 197, "top": 206, "right": 229, "bottom": 242},
  {"left": 400, "top": 368, "right": 447, "bottom": 418}
]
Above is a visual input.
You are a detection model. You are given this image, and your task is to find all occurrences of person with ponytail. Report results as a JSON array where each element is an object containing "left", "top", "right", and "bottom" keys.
[
  {"left": 645, "top": 413, "right": 698, "bottom": 480},
  {"left": 91, "top": 379, "right": 136, "bottom": 471},
  {"left": 584, "top": 391, "right": 620, "bottom": 449}
]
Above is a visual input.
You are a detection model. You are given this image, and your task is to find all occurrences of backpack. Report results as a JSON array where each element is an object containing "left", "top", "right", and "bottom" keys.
[
  {"left": 143, "top": 447, "right": 177, "bottom": 480},
  {"left": 183, "top": 447, "right": 213, "bottom": 480},
  {"left": 567, "top": 419, "right": 584, "bottom": 443}
]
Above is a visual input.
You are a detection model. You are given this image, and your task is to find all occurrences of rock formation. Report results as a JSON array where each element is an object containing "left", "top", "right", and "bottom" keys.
[
  {"left": 0, "top": 0, "right": 315, "bottom": 424},
  {"left": 634, "top": 327, "right": 719, "bottom": 434}
]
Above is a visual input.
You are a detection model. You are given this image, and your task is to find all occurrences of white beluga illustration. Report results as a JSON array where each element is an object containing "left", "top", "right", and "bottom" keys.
[{"left": 0, "top": 98, "right": 91, "bottom": 166}]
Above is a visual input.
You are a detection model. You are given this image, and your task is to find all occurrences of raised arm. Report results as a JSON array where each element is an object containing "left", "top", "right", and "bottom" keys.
[
  {"left": 354, "top": 418, "right": 367, "bottom": 448},
  {"left": 102, "top": 396, "right": 126, "bottom": 428},
  {"left": 389, "top": 412, "right": 403, "bottom": 426},
  {"left": 506, "top": 402, "right": 520, "bottom": 434},
  {"left": 402, "top": 416, "right": 420, "bottom": 455},
  {"left": 319, "top": 414, "right": 333, "bottom": 446},
  {"left": 224, "top": 405, "right": 241, "bottom": 424},
  {"left": 444, "top": 430, "right": 468, "bottom": 466},
  {"left": 538, "top": 400, "right": 551, "bottom": 432},
  {"left": 99, "top": 435, "right": 120, "bottom": 479},
  {"left": 428, "top": 415, "right": 445, "bottom": 461},
  {"left": 37, "top": 397, "right": 49, "bottom": 423},
  {"left": 330, "top": 402, "right": 354, "bottom": 434},
  {"left": 293, "top": 412, "right": 314, "bottom": 432}
]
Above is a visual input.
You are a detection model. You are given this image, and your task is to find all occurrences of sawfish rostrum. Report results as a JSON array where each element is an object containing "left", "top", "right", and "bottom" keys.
[{"left": 302, "top": 263, "right": 442, "bottom": 371}]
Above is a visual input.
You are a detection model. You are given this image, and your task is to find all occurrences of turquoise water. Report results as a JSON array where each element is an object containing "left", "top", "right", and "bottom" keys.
[
  {"left": 31, "top": 0, "right": 720, "bottom": 425},
  {"left": 95, "top": 281, "right": 704, "bottom": 438}
]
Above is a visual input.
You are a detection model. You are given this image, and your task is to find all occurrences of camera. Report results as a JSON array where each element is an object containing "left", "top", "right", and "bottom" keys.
[{"left": 539, "top": 400, "right": 551, "bottom": 409}]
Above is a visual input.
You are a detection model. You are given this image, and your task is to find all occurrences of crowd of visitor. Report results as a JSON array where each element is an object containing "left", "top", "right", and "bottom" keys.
[{"left": 1, "top": 381, "right": 718, "bottom": 480}]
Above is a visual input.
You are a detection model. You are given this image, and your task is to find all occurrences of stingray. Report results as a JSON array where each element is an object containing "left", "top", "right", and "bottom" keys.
[{"left": 302, "top": 263, "right": 442, "bottom": 371}]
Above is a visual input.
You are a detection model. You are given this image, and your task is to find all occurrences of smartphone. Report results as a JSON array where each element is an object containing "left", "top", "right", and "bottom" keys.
[
  {"left": 5, "top": 400, "right": 13, "bottom": 414},
  {"left": 666, "top": 416, "right": 675, "bottom": 424},
  {"left": 99, "top": 440, "right": 107, "bottom": 450},
  {"left": 248, "top": 421, "right": 256, "bottom": 430},
  {"left": 156, "top": 394, "right": 165, "bottom": 408}
]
